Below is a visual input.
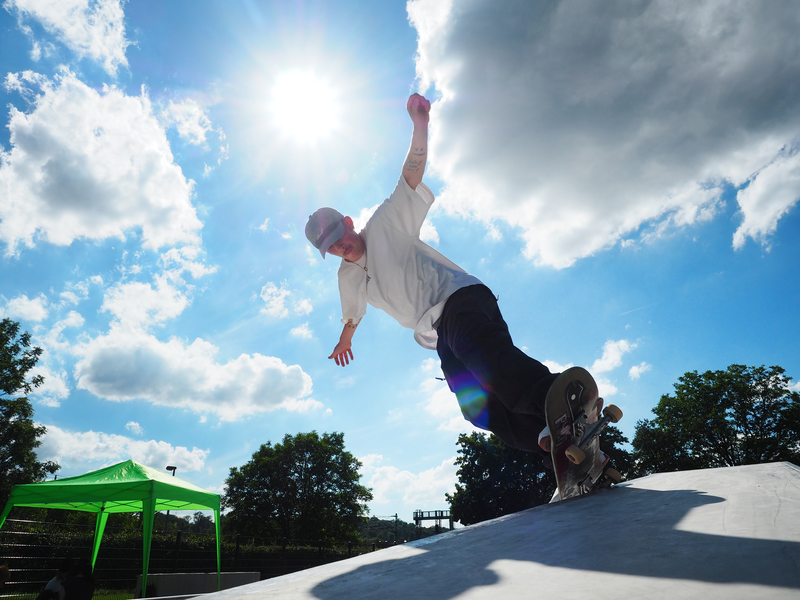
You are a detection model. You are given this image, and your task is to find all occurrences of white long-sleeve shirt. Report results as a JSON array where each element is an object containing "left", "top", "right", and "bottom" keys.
[{"left": 338, "top": 176, "right": 482, "bottom": 350}]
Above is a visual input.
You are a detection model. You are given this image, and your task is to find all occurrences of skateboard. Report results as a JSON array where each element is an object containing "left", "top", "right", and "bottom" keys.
[{"left": 544, "top": 367, "right": 623, "bottom": 502}]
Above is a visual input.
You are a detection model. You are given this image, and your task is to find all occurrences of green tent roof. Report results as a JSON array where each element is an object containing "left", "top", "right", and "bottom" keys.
[{"left": 1, "top": 459, "right": 220, "bottom": 513}]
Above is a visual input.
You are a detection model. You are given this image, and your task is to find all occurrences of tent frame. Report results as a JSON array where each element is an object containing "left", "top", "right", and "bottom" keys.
[{"left": 0, "top": 460, "right": 221, "bottom": 594}]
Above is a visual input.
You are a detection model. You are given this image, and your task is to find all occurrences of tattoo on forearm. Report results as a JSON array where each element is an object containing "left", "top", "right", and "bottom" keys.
[
  {"left": 405, "top": 158, "right": 423, "bottom": 173},
  {"left": 411, "top": 146, "right": 427, "bottom": 157}
]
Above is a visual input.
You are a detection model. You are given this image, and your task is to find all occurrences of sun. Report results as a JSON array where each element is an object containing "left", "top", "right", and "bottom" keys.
[{"left": 270, "top": 71, "right": 339, "bottom": 144}]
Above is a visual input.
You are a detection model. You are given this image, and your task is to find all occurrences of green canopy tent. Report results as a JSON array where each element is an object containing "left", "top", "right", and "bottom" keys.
[{"left": 0, "top": 460, "right": 221, "bottom": 593}]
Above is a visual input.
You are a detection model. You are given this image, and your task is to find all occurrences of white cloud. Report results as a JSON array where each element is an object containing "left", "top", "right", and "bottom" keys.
[
  {"left": 596, "top": 377, "right": 619, "bottom": 399},
  {"left": 361, "top": 455, "right": 457, "bottom": 507},
  {"left": 294, "top": 298, "right": 313, "bottom": 315},
  {"left": 3, "top": 293, "right": 48, "bottom": 321},
  {"left": 6, "top": 0, "right": 130, "bottom": 76},
  {"left": 290, "top": 323, "right": 313, "bottom": 339},
  {"left": 125, "top": 421, "right": 144, "bottom": 435},
  {"left": 259, "top": 283, "right": 312, "bottom": 319},
  {"left": 59, "top": 279, "right": 89, "bottom": 306},
  {"left": 420, "top": 219, "right": 439, "bottom": 245},
  {"left": 0, "top": 70, "right": 202, "bottom": 255},
  {"left": 591, "top": 340, "right": 636, "bottom": 374},
  {"left": 408, "top": 1, "right": 800, "bottom": 267},
  {"left": 29, "top": 364, "right": 70, "bottom": 407},
  {"left": 629, "top": 362, "right": 652, "bottom": 380},
  {"left": 160, "top": 246, "right": 217, "bottom": 280},
  {"left": 420, "top": 357, "right": 439, "bottom": 374},
  {"left": 733, "top": 149, "right": 800, "bottom": 250},
  {"left": 38, "top": 424, "right": 209, "bottom": 472},
  {"left": 260, "top": 282, "right": 291, "bottom": 318},
  {"left": 73, "top": 323, "right": 317, "bottom": 422},
  {"left": 101, "top": 276, "right": 189, "bottom": 327},
  {"left": 352, "top": 204, "right": 380, "bottom": 231},
  {"left": 542, "top": 360, "right": 574, "bottom": 374},
  {"left": 42, "top": 310, "right": 84, "bottom": 352},
  {"left": 162, "top": 100, "right": 213, "bottom": 145}
]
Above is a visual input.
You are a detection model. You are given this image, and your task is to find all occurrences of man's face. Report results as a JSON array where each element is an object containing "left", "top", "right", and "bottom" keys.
[{"left": 326, "top": 217, "right": 365, "bottom": 262}]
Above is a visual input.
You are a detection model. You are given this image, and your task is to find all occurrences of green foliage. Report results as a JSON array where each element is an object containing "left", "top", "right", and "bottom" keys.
[
  {"left": 1, "top": 319, "right": 60, "bottom": 506},
  {"left": 632, "top": 365, "right": 800, "bottom": 476},
  {"left": 446, "top": 432, "right": 555, "bottom": 526},
  {"left": 599, "top": 424, "right": 633, "bottom": 479},
  {"left": 358, "top": 516, "right": 438, "bottom": 543},
  {"left": 222, "top": 432, "right": 373, "bottom": 543}
]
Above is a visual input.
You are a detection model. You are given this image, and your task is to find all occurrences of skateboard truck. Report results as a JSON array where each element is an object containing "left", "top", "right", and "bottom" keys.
[{"left": 564, "top": 404, "right": 623, "bottom": 465}]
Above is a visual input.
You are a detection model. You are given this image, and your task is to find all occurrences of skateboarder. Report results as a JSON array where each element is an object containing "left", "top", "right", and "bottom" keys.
[{"left": 306, "top": 93, "right": 564, "bottom": 456}]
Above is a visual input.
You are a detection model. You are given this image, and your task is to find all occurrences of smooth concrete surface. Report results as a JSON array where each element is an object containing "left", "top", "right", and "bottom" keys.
[
  {"left": 203, "top": 462, "right": 800, "bottom": 599},
  {"left": 135, "top": 572, "right": 260, "bottom": 597}
]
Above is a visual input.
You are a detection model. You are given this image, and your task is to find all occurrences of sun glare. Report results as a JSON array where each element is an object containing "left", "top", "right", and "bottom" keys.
[{"left": 270, "top": 71, "right": 339, "bottom": 143}]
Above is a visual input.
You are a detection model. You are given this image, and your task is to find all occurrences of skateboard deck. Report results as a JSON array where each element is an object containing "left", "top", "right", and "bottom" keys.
[{"left": 544, "top": 367, "right": 622, "bottom": 501}]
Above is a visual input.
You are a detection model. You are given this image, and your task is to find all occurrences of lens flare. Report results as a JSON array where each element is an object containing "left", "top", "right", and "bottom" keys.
[{"left": 448, "top": 371, "right": 490, "bottom": 430}]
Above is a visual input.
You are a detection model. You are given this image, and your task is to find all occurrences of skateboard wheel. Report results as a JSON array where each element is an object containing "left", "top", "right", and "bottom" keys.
[
  {"left": 565, "top": 444, "right": 586, "bottom": 465},
  {"left": 603, "top": 404, "right": 623, "bottom": 423},
  {"left": 603, "top": 468, "right": 622, "bottom": 484}
]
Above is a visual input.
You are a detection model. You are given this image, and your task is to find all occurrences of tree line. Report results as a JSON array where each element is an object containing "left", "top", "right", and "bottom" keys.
[
  {"left": 3, "top": 317, "right": 800, "bottom": 537},
  {"left": 448, "top": 363, "right": 800, "bottom": 525}
]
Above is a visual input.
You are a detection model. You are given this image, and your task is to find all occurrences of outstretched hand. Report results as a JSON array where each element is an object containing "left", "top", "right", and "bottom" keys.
[
  {"left": 407, "top": 93, "right": 430, "bottom": 128},
  {"left": 329, "top": 341, "right": 354, "bottom": 367}
]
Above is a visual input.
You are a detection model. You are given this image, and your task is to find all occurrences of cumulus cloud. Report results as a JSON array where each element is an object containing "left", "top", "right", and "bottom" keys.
[
  {"left": 408, "top": 0, "right": 800, "bottom": 267},
  {"left": 5, "top": 0, "right": 130, "bottom": 76},
  {"left": 73, "top": 323, "right": 317, "bottom": 421},
  {"left": 0, "top": 69, "right": 202, "bottom": 255},
  {"left": 2, "top": 293, "right": 48, "bottom": 321},
  {"left": 41, "top": 310, "right": 84, "bottom": 352},
  {"left": 590, "top": 339, "right": 636, "bottom": 374},
  {"left": 29, "top": 364, "right": 70, "bottom": 407},
  {"left": 260, "top": 282, "right": 291, "bottom": 318},
  {"left": 60, "top": 279, "right": 90, "bottom": 306},
  {"left": 38, "top": 424, "right": 209, "bottom": 471},
  {"left": 629, "top": 362, "right": 652, "bottom": 380},
  {"left": 290, "top": 323, "right": 313, "bottom": 339},
  {"left": 259, "top": 282, "right": 312, "bottom": 319},
  {"left": 159, "top": 246, "right": 218, "bottom": 280},
  {"left": 125, "top": 421, "right": 144, "bottom": 435},
  {"left": 360, "top": 454, "right": 457, "bottom": 507},
  {"left": 101, "top": 276, "right": 189, "bottom": 327},
  {"left": 733, "top": 149, "right": 800, "bottom": 250},
  {"left": 162, "top": 99, "right": 214, "bottom": 145}
]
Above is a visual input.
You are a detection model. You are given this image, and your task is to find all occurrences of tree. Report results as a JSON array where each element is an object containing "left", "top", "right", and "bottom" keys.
[
  {"left": 222, "top": 431, "right": 372, "bottom": 543},
  {"left": 448, "top": 426, "right": 632, "bottom": 526},
  {"left": 1, "top": 319, "right": 60, "bottom": 506},
  {"left": 446, "top": 432, "right": 555, "bottom": 526},
  {"left": 632, "top": 365, "right": 800, "bottom": 476}
]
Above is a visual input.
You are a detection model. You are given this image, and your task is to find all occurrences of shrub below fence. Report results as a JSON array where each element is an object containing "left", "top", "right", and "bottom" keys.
[{"left": 0, "top": 519, "right": 402, "bottom": 600}]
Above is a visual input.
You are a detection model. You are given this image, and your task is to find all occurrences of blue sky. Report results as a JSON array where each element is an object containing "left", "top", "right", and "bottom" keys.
[{"left": 2, "top": 0, "right": 799, "bottom": 525}]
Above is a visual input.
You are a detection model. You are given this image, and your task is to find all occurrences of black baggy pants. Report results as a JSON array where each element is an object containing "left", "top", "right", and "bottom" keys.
[{"left": 436, "top": 284, "right": 559, "bottom": 454}]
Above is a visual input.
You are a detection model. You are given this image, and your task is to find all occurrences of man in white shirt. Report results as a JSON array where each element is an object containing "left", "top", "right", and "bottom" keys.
[{"left": 306, "top": 93, "right": 561, "bottom": 455}]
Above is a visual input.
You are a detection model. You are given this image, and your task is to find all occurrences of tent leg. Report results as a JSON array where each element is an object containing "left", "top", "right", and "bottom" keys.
[
  {"left": 91, "top": 508, "right": 109, "bottom": 570},
  {"left": 141, "top": 499, "right": 156, "bottom": 597},
  {"left": 0, "top": 501, "right": 14, "bottom": 531},
  {"left": 214, "top": 509, "right": 221, "bottom": 591}
]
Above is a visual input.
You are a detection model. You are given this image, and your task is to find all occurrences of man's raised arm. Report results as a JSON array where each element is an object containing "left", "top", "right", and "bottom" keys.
[{"left": 402, "top": 93, "right": 431, "bottom": 190}]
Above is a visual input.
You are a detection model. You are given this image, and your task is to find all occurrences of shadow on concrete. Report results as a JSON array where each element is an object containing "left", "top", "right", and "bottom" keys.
[{"left": 310, "top": 485, "right": 800, "bottom": 599}]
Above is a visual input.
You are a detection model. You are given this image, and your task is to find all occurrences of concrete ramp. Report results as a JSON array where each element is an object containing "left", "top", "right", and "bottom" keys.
[{"left": 207, "top": 462, "right": 800, "bottom": 599}]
